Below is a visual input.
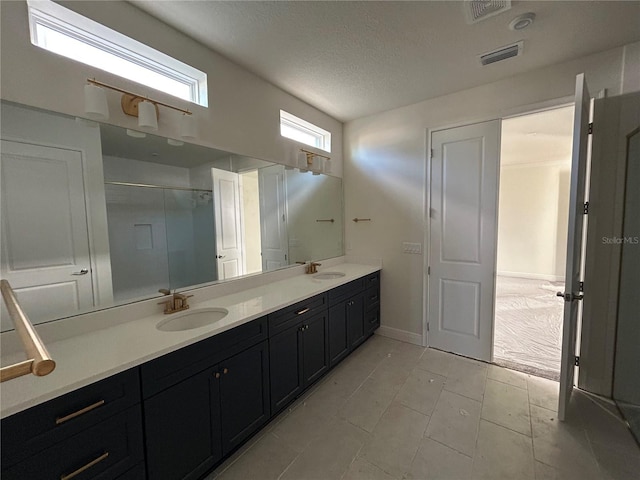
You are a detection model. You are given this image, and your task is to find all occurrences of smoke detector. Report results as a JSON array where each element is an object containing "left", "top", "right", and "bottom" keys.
[
  {"left": 509, "top": 12, "right": 536, "bottom": 30},
  {"left": 479, "top": 41, "right": 524, "bottom": 66},
  {"left": 464, "top": 0, "right": 512, "bottom": 24}
]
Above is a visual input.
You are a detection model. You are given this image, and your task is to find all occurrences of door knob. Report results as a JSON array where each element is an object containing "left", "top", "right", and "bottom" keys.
[
  {"left": 557, "top": 291, "right": 584, "bottom": 301},
  {"left": 71, "top": 269, "right": 89, "bottom": 275},
  {"left": 216, "top": 255, "right": 226, "bottom": 259}
]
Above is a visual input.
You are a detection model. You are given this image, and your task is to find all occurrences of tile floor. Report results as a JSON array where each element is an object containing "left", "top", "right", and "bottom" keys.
[{"left": 206, "top": 335, "right": 640, "bottom": 480}]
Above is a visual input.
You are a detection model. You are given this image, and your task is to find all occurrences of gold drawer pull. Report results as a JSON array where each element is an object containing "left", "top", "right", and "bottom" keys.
[
  {"left": 296, "top": 307, "right": 310, "bottom": 315},
  {"left": 55, "top": 400, "right": 105, "bottom": 425},
  {"left": 61, "top": 452, "right": 109, "bottom": 480}
]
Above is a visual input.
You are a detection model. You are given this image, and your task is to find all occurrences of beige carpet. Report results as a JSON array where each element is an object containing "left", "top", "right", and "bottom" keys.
[{"left": 493, "top": 275, "right": 564, "bottom": 381}]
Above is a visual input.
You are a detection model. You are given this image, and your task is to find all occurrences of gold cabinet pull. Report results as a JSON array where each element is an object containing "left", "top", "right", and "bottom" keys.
[
  {"left": 296, "top": 307, "right": 310, "bottom": 315},
  {"left": 55, "top": 400, "right": 105, "bottom": 425},
  {"left": 215, "top": 372, "right": 221, "bottom": 379},
  {"left": 61, "top": 452, "right": 109, "bottom": 480}
]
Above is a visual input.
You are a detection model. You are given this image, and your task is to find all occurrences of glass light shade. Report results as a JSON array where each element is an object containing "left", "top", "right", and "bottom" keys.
[
  {"left": 312, "top": 156, "right": 323, "bottom": 172},
  {"left": 181, "top": 113, "right": 197, "bottom": 138},
  {"left": 323, "top": 159, "right": 333, "bottom": 174},
  {"left": 298, "top": 151, "right": 309, "bottom": 172},
  {"left": 138, "top": 100, "right": 158, "bottom": 130},
  {"left": 84, "top": 84, "right": 109, "bottom": 120}
]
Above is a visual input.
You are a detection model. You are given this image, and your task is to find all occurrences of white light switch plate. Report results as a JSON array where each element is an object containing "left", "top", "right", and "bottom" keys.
[{"left": 403, "top": 242, "right": 422, "bottom": 254}]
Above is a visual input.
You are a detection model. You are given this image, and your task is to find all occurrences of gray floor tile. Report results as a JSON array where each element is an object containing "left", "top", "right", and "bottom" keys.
[
  {"left": 527, "top": 375, "right": 559, "bottom": 411},
  {"left": 395, "top": 368, "right": 446, "bottom": 416},
  {"left": 481, "top": 378, "right": 531, "bottom": 436},
  {"left": 487, "top": 364, "right": 528, "bottom": 390},
  {"left": 529, "top": 404, "right": 600, "bottom": 477},
  {"left": 472, "top": 420, "right": 535, "bottom": 480},
  {"left": 342, "top": 457, "right": 399, "bottom": 480},
  {"left": 443, "top": 356, "right": 488, "bottom": 402},
  {"left": 359, "top": 402, "right": 430, "bottom": 477},
  {"left": 406, "top": 437, "right": 473, "bottom": 480},
  {"left": 425, "top": 390, "right": 482, "bottom": 457},
  {"left": 340, "top": 377, "right": 399, "bottom": 432},
  {"left": 216, "top": 433, "right": 298, "bottom": 480},
  {"left": 280, "top": 418, "right": 368, "bottom": 480},
  {"left": 271, "top": 401, "right": 334, "bottom": 453},
  {"left": 416, "top": 348, "right": 457, "bottom": 377},
  {"left": 589, "top": 436, "right": 640, "bottom": 480}
]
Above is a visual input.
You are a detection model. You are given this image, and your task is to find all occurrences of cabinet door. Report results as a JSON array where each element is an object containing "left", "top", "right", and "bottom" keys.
[
  {"left": 302, "top": 311, "right": 329, "bottom": 386},
  {"left": 220, "top": 341, "right": 270, "bottom": 455},
  {"left": 269, "top": 322, "right": 304, "bottom": 414},
  {"left": 347, "top": 293, "right": 365, "bottom": 349},
  {"left": 328, "top": 301, "right": 349, "bottom": 366},
  {"left": 144, "top": 368, "right": 222, "bottom": 480}
]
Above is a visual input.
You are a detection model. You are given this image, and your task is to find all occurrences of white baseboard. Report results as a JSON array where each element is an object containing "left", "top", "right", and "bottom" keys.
[
  {"left": 376, "top": 325, "right": 424, "bottom": 346},
  {"left": 497, "top": 271, "right": 565, "bottom": 282}
]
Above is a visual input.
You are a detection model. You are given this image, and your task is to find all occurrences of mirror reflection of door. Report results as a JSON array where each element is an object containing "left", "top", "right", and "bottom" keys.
[
  {"left": 0, "top": 140, "right": 94, "bottom": 328},
  {"left": 211, "top": 168, "right": 245, "bottom": 279},
  {"left": 258, "top": 164, "right": 289, "bottom": 271}
]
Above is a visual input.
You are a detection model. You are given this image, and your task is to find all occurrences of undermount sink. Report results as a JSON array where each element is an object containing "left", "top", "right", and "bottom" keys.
[
  {"left": 156, "top": 308, "right": 229, "bottom": 332},
  {"left": 313, "top": 272, "right": 346, "bottom": 280}
]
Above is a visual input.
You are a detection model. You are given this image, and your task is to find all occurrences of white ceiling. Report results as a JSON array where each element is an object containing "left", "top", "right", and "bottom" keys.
[
  {"left": 131, "top": 1, "right": 640, "bottom": 122},
  {"left": 501, "top": 105, "right": 574, "bottom": 166}
]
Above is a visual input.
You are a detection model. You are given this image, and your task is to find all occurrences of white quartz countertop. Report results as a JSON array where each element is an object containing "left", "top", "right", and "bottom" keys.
[{"left": 0, "top": 263, "right": 380, "bottom": 418}]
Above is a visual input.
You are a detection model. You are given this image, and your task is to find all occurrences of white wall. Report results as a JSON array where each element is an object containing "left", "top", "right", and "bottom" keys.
[
  {"left": 344, "top": 43, "right": 640, "bottom": 342},
  {"left": 0, "top": 1, "right": 344, "bottom": 176},
  {"left": 497, "top": 162, "right": 571, "bottom": 281}
]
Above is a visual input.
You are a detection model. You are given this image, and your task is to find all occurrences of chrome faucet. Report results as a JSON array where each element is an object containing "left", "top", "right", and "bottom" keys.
[{"left": 158, "top": 289, "right": 193, "bottom": 314}]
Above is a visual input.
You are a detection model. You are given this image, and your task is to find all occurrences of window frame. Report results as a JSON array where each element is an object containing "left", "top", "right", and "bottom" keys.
[
  {"left": 280, "top": 110, "right": 331, "bottom": 153},
  {"left": 27, "top": 0, "right": 208, "bottom": 107}
]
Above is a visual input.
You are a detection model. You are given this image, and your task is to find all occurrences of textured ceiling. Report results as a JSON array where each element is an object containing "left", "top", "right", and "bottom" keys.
[{"left": 131, "top": 1, "right": 640, "bottom": 121}]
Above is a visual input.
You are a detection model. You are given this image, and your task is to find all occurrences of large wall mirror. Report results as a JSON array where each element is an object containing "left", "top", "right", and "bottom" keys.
[{"left": 0, "top": 102, "right": 343, "bottom": 331}]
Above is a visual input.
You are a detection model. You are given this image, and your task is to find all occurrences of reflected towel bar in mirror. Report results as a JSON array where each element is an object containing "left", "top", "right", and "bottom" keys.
[
  {"left": 352, "top": 218, "right": 371, "bottom": 223},
  {"left": 316, "top": 219, "right": 335, "bottom": 223},
  {"left": 0, "top": 280, "right": 56, "bottom": 382}
]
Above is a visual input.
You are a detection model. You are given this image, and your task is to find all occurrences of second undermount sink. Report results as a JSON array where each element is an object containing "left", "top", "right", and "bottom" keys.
[
  {"left": 156, "top": 308, "right": 229, "bottom": 332},
  {"left": 313, "top": 272, "right": 346, "bottom": 280}
]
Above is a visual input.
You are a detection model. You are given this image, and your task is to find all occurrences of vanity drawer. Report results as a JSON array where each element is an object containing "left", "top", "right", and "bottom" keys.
[
  {"left": 365, "top": 308, "right": 381, "bottom": 335},
  {"left": 327, "top": 278, "right": 365, "bottom": 306},
  {"left": 1, "top": 368, "right": 140, "bottom": 468},
  {"left": 268, "top": 294, "right": 327, "bottom": 336},
  {"left": 2, "top": 405, "right": 144, "bottom": 480},
  {"left": 365, "top": 272, "right": 380, "bottom": 289},
  {"left": 364, "top": 285, "right": 380, "bottom": 312},
  {"left": 141, "top": 316, "right": 268, "bottom": 398}
]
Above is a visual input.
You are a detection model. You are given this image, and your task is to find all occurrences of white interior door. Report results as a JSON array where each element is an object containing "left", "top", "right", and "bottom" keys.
[
  {"left": 428, "top": 120, "right": 501, "bottom": 362},
  {"left": 258, "top": 164, "right": 289, "bottom": 270},
  {"left": 558, "top": 74, "right": 592, "bottom": 420},
  {"left": 0, "top": 140, "right": 93, "bottom": 328},
  {"left": 211, "top": 168, "right": 244, "bottom": 280}
]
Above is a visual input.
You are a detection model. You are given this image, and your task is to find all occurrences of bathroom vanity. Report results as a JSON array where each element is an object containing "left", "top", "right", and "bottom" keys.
[{"left": 0, "top": 265, "right": 380, "bottom": 480}]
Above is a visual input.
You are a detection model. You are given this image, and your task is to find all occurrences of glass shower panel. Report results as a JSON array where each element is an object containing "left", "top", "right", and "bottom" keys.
[
  {"left": 613, "top": 129, "right": 640, "bottom": 443},
  {"left": 105, "top": 184, "right": 170, "bottom": 301},
  {"left": 164, "top": 189, "right": 217, "bottom": 290}
]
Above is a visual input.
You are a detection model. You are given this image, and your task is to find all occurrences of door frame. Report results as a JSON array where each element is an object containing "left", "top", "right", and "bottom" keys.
[{"left": 422, "top": 95, "right": 575, "bottom": 349}]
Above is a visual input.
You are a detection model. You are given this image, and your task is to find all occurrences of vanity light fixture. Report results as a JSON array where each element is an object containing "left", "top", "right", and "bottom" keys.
[
  {"left": 84, "top": 83, "right": 109, "bottom": 120},
  {"left": 299, "top": 148, "right": 331, "bottom": 174},
  {"left": 86, "top": 78, "right": 196, "bottom": 138}
]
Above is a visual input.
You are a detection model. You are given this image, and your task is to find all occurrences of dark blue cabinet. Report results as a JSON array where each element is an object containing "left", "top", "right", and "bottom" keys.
[
  {"left": 144, "top": 368, "right": 222, "bottom": 480},
  {"left": 269, "top": 310, "right": 329, "bottom": 414}
]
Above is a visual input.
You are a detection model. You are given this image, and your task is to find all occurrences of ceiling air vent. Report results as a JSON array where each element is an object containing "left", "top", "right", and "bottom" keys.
[
  {"left": 464, "top": 0, "right": 512, "bottom": 24},
  {"left": 479, "top": 41, "right": 523, "bottom": 66}
]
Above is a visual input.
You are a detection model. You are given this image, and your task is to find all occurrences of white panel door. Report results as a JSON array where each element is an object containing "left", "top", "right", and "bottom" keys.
[
  {"left": 211, "top": 168, "right": 244, "bottom": 279},
  {"left": 558, "top": 74, "right": 592, "bottom": 420},
  {"left": 258, "top": 164, "right": 288, "bottom": 271},
  {"left": 429, "top": 120, "right": 501, "bottom": 362},
  {"left": 0, "top": 140, "right": 93, "bottom": 328}
]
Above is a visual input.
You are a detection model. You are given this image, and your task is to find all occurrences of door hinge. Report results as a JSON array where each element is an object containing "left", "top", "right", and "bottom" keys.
[
  {"left": 427, "top": 322, "right": 430, "bottom": 332},
  {"left": 588, "top": 123, "right": 593, "bottom": 134},
  {"left": 427, "top": 266, "right": 431, "bottom": 275},
  {"left": 579, "top": 281, "right": 584, "bottom": 292},
  {"left": 430, "top": 149, "right": 434, "bottom": 159},
  {"left": 574, "top": 356, "right": 580, "bottom": 367},
  {"left": 583, "top": 202, "right": 589, "bottom": 214}
]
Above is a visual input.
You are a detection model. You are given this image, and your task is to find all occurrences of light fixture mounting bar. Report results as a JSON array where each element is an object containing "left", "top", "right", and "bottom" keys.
[
  {"left": 87, "top": 78, "right": 192, "bottom": 115},
  {"left": 300, "top": 148, "right": 330, "bottom": 166}
]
